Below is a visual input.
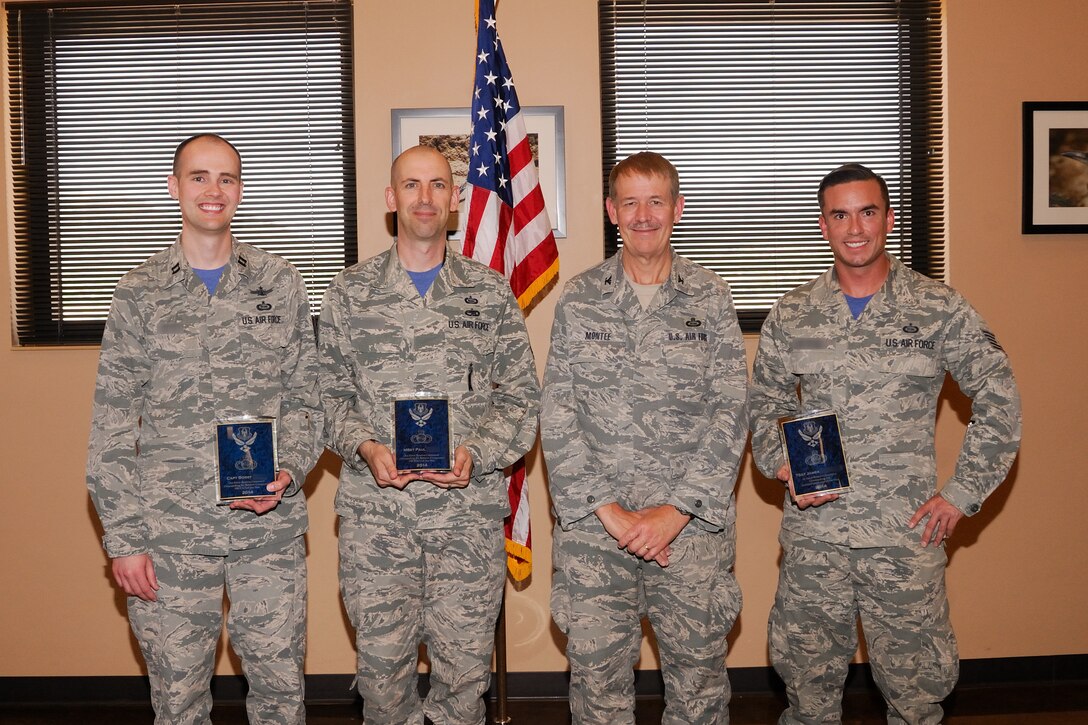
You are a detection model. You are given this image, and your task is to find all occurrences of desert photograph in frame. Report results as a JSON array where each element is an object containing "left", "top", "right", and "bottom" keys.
[
  {"left": 391, "top": 106, "right": 566, "bottom": 239},
  {"left": 1023, "top": 101, "right": 1088, "bottom": 234}
]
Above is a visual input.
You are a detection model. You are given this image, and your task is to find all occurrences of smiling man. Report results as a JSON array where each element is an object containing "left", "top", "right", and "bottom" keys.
[
  {"left": 541, "top": 152, "right": 748, "bottom": 723},
  {"left": 749, "top": 163, "right": 1022, "bottom": 724},
  {"left": 318, "top": 145, "right": 539, "bottom": 725},
  {"left": 86, "top": 134, "right": 323, "bottom": 723}
]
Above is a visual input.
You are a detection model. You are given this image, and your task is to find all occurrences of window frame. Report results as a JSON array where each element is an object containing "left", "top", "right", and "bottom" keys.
[
  {"left": 599, "top": 0, "right": 945, "bottom": 332},
  {"left": 6, "top": 0, "right": 357, "bottom": 345}
]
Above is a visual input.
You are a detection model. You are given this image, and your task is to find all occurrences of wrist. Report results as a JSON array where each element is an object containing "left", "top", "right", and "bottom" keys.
[
  {"left": 670, "top": 503, "right": 694, "bottom": 520},
  {"left": 594, "top": 501, "right": 620, "bottom": 521}
]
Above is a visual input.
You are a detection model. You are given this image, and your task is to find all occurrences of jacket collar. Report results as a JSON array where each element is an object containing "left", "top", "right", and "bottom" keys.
[
  {"left": 163, "top": 235, "right": 250, "bottom": 292},
  {"left": 597, "top": 248, "right": 694, "bottom": 315},
  {"left": 378, "top": 242, "right": 478, "bottom": 299},
  {"left": 810, "top": 253, "right": 918, "bottom": 314}
]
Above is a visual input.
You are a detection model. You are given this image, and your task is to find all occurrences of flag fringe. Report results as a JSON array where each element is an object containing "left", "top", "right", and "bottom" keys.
[
  {"left": 516, "top": 257, "right": 559, "bottom": 310},
  {"left": 504, "top": 537, "right": 532, "bottom": 581}
]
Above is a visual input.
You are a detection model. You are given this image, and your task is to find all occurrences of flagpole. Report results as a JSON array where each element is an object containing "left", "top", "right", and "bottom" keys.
[
  {"left": 472, "top": 1, "right": 510, "bottom": 720},
  {"left": 494, "top": 587, "right": 511, "bottom": 723},
  {"left": 468, "top": 0, "right": 557, "bottom": 715}
]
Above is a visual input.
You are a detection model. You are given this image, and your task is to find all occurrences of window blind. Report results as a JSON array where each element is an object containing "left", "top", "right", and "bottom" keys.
[
  {"left": 599, "top": 0, "right": 944, "bottom": 332},
  {"left": 7, "top": 0, "right": 356, "bottom": 345}
]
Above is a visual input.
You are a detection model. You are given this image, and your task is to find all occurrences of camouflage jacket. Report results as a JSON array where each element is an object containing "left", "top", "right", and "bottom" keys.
[
  {"left": 541, "top": 251, "right": 749, "bottom": 534},
  {"left": 750, "top": 254, "right": 1022, "bottom": 547},
  {"left": 86, "top": 238, "right": 323, "bottom": 558},
  {"left": 319, "top": 243, "right": 540, "bottom": 527}
]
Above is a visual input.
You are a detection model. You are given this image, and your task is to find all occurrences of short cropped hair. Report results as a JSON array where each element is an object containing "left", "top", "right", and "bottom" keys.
[
  {"left": 817, "top": 163, "right": 890, "bottom": 211},
  {"left": 172, "top": 134, "right": 243, "bottom": 176},
  {"left": 608, "top": 151, "right": 680, "bottom": 201}
]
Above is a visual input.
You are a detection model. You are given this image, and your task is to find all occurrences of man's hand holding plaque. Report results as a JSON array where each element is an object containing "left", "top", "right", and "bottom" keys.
[
  {"left": 415, "top": 446, "right": 473, "bottom": 489},
  {"left": 356, "top": 439, "right": 472, "bottom": 490},
  {"left": 777, "top": 410, "right": 851, "bottom": 505},
  {"left": 229, "top": 469, "right": 292, "bottom": 514},
  {"left": 358, "top": 439, "right": 414, "bottom": 490},
  {"left": 775, "top": 463, "right": 839, "bottom": 509}
]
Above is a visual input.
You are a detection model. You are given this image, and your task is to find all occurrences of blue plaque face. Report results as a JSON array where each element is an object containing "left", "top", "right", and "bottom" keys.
[
  {"left": 779, "top": 410, "right": 851, "bottom": 498},
  {"left": 215, "top": 418, "right": 278, "bottom": 502},
  {"left": 393, "top": 396, "right": 452, "bottom": 472}
]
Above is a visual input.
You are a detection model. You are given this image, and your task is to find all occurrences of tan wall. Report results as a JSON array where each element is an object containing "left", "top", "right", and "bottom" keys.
[{"left": 1, "top": 0, "right": 1085, "bottom": 678}]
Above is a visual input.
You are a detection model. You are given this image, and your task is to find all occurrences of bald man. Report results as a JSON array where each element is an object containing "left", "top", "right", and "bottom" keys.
[{"left": 318, "top": 146, "right": 540, "bottom": 724}]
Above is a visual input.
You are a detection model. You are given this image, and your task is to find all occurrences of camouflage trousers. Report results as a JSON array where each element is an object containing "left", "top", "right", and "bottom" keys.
[
  {"left": 552, "top": 519, "right": 742, "bottom": 725},
  {"left": 126, "top": 537, "right": 307, "bottom": 725},
  {"left": 338, "top": 516, "right": 505, "bottom": 725},
  {"left": 770, "top": 530, "right": 958, "bottom": 725}
]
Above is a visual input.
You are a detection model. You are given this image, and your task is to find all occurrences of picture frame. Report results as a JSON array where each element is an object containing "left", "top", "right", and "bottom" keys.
[
  {"left": 1022, "top": 101, "right": 1088, "bottom": 234},
  {"left": 391, "top": 106, "right": 566, "bottom": 239}
]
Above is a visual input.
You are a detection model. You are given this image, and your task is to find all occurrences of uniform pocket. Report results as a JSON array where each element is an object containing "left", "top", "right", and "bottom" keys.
[
  {"left": 878, "top": 352, "right": 940, "bottom": 377},
  {"left": 665, "top": 344, "right": 711, "bottom": 409},
  {"left": 711, "top": 534, "right": 742, "bottom": 633},
  {"left": 550, "top": 527, "right": 573, "bottom": 636},
  {"left": 788, "top": 349, "right": 837, "bottom": 375}
]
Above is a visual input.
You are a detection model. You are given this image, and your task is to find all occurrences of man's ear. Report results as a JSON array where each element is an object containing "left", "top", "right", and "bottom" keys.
[{"left": 605, "top": 196, "right": 619, "bottom": 225}]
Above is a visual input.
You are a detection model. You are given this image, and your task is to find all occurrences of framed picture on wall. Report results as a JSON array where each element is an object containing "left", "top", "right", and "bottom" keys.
[
  {"left": 1022, "top": 101, "right": 1088, "bottom": 234},
  {"left": 391, "top": 106, "right": 567, "bottom": 239}
]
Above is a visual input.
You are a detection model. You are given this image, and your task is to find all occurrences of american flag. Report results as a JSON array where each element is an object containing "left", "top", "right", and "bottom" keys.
[{"left": 462, "top": 0, "right": 558, "bottom": 582}]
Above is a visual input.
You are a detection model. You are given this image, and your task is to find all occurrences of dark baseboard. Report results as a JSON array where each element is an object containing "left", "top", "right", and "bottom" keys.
[{"left": 2, "top": 654, "right": 1086, "bottom": 707}]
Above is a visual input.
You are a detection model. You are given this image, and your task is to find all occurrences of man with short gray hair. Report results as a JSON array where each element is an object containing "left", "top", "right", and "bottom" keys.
[{"left": 542, "top": 151, "right": 748, "bottom": 723}]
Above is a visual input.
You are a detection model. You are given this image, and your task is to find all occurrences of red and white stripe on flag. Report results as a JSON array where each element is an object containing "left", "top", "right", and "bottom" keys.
[{"left": 463, "top": 113, "right": 559, "bottom": 309}]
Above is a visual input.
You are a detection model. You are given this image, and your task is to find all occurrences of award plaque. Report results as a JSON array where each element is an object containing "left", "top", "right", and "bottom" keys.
[
  {"left": 778, "top": 410, "right": 851, "bottom": 499},
  {"left": 214, "top": 417, "right": 278, "bottom": 503},
  {"left": 392, "top": 395, "right": 452, "bottom": 472}
]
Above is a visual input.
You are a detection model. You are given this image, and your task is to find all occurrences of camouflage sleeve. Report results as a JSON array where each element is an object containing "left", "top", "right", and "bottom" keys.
[
  {"left": 318, "top": 276, "right": 378, "bottom": 471},
  {"left": 540, "top": 287, "right": 611, "bottom": 529},
  {"left": 276, "top": 270, "right": 323, "bottom": 495},
  {"left": 86, "top": 284, "right": 151, "bottom": 558},
  {"left": 461, "top": 288, "right": 540, "bottom": 475},
  {"left": 938, "top": 298, "right": 1022, "bottom": 516},
  {"left": 673, "top": 287, "right": 749, "bottom": 531},
  {"left": 749, "top": 302, "right": 802, "bottom": 479}
]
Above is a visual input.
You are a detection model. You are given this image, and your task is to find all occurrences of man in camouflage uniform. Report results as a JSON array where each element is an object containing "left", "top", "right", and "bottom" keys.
[
  {"left": 86, "top": 134, "right": 323, "bottom": 724},
  {"left": 749, "top": 163, "right": 1022, "bottom": 725},
  {"left": 318, "top": 145, "right": 539, "bottom": 725},
  {"left": 541, "top": 152, "right": 748, "bottom": 724}
]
